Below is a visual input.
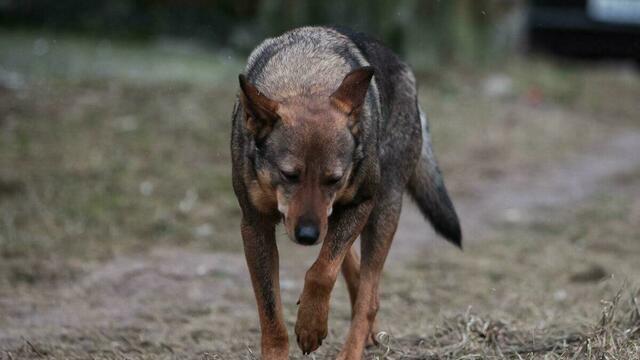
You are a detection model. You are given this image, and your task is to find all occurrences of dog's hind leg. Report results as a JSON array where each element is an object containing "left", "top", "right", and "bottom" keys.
[
  {"left": 241, "top": 217, "right": 288, "bottom": 360},
  {"left": 341, "top": 245, "right": 380, "bottom": 347},
  {"left": 337, "top": 193, "right": 403, "bottom": 359},
  {"left": 341, "top": 246, "right": 360, "bottom": 309}
]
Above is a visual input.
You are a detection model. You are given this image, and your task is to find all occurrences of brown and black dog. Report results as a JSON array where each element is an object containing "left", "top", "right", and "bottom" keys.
[{"left": 231, "top": 26, "right": 461, "bottom": 359}]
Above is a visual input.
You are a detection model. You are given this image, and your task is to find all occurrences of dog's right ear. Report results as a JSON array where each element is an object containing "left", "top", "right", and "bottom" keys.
[{"left": 238, "top": 74, "right": 279, "bottom": 139}]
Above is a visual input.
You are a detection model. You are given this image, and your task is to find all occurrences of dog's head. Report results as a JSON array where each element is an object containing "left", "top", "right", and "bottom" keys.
[{"left": 239, "top": 67, "right": 374, "bottom": 245}]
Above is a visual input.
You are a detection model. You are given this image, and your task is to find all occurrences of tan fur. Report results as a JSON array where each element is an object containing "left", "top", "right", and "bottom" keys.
[
  {"left": 247, "top": 170, "right": 278, "bottom": 215},
  {"left": 333, "top": 167, "right": 355, "bottom": 202}
]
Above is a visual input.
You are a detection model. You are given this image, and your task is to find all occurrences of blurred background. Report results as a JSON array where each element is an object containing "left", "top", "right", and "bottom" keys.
[{"left": 1, "top": 1, "right": 639, "bottom": 358}]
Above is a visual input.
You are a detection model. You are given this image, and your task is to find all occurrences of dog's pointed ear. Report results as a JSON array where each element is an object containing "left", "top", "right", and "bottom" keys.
[
  {"left": 330, "top": 66, "right": 374, "bottom": 116},
  {"left": 239, "top": 74, "right": 279, "bottom": 139}
]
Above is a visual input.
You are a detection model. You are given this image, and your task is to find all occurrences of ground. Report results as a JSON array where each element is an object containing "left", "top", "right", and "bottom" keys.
[{"left": 0, "top": 31, "right": 639, "bottom": 359}]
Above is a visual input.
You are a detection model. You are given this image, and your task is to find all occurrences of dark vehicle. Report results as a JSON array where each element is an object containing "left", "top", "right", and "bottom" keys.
[{"left": 528, "top": 0, "right": 640, "bottom": 61}]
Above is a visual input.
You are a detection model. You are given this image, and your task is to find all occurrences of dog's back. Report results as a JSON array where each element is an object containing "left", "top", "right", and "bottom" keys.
[
  {"left": 245, "top": 27, "right": 370, "bottom": 101},
  {"left": 244, "top": 27, "right": 410, "bottom": 125}
]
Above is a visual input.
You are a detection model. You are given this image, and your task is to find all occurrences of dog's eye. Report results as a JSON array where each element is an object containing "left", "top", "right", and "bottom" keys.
[
  {"left": 325, "top": 176, "right": 342, "bottom": 186},
  {"left": 280, "top": 170, "right": 299, "bottom": 183}
]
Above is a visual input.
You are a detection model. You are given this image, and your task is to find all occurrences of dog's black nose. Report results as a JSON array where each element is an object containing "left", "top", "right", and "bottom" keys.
[{"left": 295, "top": 222, "right": 319, "bottom": 245}]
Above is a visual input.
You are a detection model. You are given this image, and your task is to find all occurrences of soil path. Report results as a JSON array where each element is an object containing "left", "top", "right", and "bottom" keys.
[{"left": 394, "top": 129, "right": 640, "bottom": 258}]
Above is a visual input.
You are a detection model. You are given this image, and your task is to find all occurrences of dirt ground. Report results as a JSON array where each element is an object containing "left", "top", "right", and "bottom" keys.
[{"left": 1, "top": 32, "right": 639, "bottom": 359}]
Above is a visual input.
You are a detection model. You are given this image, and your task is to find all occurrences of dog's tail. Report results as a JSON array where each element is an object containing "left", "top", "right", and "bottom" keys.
[{"left": 407, "top": 108, "right": 462, "bottom": 248}]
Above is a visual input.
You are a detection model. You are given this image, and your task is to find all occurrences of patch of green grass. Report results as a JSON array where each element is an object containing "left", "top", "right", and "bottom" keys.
[
  {"left": 0, "top": 29, "right": 242, "bottom": 85},
  {"left": 1, "top": 81, "right": 241, "bottom": 260},
  {"left": 0, "top": 31, "right": 244, "bottom": 262}
]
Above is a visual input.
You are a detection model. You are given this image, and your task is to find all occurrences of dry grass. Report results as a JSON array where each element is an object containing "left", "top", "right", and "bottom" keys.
[{"left": 370, "top": 288, "right": 640, "bottom": 359}]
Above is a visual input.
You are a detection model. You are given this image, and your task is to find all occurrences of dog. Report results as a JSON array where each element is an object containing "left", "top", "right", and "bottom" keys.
[{"left": 231, "top": 26, "right": 461, "bottom": 359}]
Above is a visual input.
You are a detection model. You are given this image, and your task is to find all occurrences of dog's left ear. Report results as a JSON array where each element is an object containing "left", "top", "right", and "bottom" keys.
[
  {"left": 330, "top": 66, "right": 374, "bottom": 134},
  {"left": 238, "top": 74, "right": 280, "bottom": 139}
]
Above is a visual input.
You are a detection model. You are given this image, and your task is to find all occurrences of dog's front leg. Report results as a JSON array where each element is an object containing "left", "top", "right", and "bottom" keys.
[
  {"left": 295, "top": 200, "right": 373, "bottom": 355},
  {"left": 241, "top": 217, "right": 288, "bottom": 360}
]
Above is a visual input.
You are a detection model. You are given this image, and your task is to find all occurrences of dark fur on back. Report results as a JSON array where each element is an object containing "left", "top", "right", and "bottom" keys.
[{"left": 330, "top": 26, "right": 462, "bottom": 246}]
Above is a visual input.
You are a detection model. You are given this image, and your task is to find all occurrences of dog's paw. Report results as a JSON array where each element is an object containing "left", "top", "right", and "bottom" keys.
[
  {"left": 295, "top": 326, "right": 327, "bottom": 355},
  {"left": 365, "top": 331, "right": 378, "bottom": 348},
  {"left": 365, "top": 321, "right": 381, "bottom": 348},
  {"left": 294, "top": 300, "right": 329, "bottom": 354}
]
